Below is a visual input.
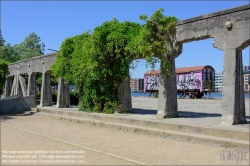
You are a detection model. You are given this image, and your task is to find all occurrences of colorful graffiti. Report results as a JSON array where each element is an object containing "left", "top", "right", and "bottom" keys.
[
  {"left": 176, "top": 72, "right": 202, "bottom": 91},
  {"left": 144, "top": 66, "right": 215, "bottom": 92},
  {"left": 144, "top": 74, "right": 159, "bottom": 91}
]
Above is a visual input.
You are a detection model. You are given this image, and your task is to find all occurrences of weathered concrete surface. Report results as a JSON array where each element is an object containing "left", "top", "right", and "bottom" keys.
[
  {"left": 4, "top": 52, "right": 71, "bottom": 108},
  {"left": 56, "top": 78, "right": 70, "bottom": 108},
  {"left": 221, "top": 50, "right": 247, "bottom": 125},
  {"left": 7, "top": 52, "right": 56, "bottom": 76},
  {"left": 157, "top": 59, "right": 179, "bottom": 118},
  {"left": 0, "top": 96, "right": 36, "bottom": 114},
  {"left": 176, "top": 4, "right": 250, "bottom": 48},
  {"left": 116, "top": 68, "right": 132, "bottom": 113},
  {"left": 40, "top": 72, "right": 52, "bottom": 106},
  {"left": 166, "top": 4, "right": 250, "bottom": 124}
]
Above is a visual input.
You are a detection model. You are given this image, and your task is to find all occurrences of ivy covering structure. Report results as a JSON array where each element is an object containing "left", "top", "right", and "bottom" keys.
[{"left": 51, "top": 9, "right": 178, "bottom": 113}]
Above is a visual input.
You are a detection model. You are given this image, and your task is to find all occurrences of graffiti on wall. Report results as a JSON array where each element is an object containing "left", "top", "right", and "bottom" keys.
[
  {"left": 176, "top": 72, "right": 202, "bottom": 91},
  {"left": 144, "top": 74, "right": 159, "bottom": 91}
]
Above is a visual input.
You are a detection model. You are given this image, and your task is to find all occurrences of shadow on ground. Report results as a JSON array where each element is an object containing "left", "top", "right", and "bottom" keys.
[{"left": 0, "top": 112, "right": 37, "bottom": 122}]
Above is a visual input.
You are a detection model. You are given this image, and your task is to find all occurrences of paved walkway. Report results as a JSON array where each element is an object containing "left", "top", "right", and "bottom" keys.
[
  {"left": 1, "top": 97, "right": 249, "bottom": 165},
  {"left": 41, "top": 97, "right": 250, "bottom": 132}
]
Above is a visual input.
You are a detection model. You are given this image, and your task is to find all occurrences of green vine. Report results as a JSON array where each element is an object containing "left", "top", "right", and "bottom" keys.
[
  {"left": 0, "top": 59, "right": 9, "bottom": 95},
  {"left": 51, "top": 9, "right": 178, "bottom": 113}
]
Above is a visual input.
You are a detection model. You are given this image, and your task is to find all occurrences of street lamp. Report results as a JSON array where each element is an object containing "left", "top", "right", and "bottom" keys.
[{"left": 48, "top": 49, "right": 59, "bottom": 52}]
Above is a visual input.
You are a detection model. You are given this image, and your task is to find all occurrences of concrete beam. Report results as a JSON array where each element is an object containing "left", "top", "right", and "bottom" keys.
[{"left": 7, "top": 53, "right": 57, "bottom": 77}]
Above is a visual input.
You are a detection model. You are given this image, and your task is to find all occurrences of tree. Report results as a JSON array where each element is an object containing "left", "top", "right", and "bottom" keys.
[
  {"left": 0, "top": 30, "right": 17, "bottom": 62},
  {"left": 137, "top": 8, "right": 179, "bottom": 75},
  {"left": 0, "top": 30, "right": 5, "bottom": 47},
  {"left": 0, "top": 32, "right": 45, "bottom": 63},
  {"left": 12, "top": 32, "right": 45, "bottom": 60}
]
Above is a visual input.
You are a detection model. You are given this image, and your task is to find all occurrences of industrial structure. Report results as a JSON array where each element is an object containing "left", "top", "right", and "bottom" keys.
[
  {"left": 130, "top": 78, "right": 144, "bottom": 92},
  {"left": 1, "top": 4, "right": 249, "bottom": 125}
]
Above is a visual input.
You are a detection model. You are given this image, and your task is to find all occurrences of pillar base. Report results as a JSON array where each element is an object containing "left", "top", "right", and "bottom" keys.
[
  {"left": 219, "top": 115, "right": 247, "bottom": 125},
  {"left": 156, "top": 112, "right": 179, "bottom": 119},
  {"left": 115, "top": 106, "right": 132, "bottom": 114}
]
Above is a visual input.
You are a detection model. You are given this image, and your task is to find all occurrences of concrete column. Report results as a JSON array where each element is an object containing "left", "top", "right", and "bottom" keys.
[
  {"left": 220, "top": 50, "right": 247, "bottom": 125},
  {"left": 56, "top": 78, "right": 70, "bottom": 108},
  {"left": 40, "top": 72, "right": 52, "bottom": 106},
  {"left": 116, "top": 68, "right": 132, "bottom": 113},
  {"left": 27, "top": 73, "right": 37, "bottom": 102},
  {"left": 3, "top": 77, "right": 13, "bottom": 97},
  {"left": 17, "top": 75, "right": 23, "bottom": 98},
  {"left": 18, "top": 75, "right": 27, "bottom": 97},
  {"left": 156, "top": 59, "right": 178, "bottom": 118},
  {"left": 10, "top": 75, "right": 17, "bottom": 96},
  {"left": 27, "top": 73, "right": 37, "bottom": 96}
]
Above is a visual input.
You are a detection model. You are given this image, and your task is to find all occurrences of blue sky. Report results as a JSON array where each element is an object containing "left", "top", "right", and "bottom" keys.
[{"left": 1, "top": 1, "right": 249, "bottom": 78}]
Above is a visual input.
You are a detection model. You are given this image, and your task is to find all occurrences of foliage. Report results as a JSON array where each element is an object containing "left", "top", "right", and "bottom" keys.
[
  {"left": 0, "top": 60, "right": 9, "bottom": 95},
  {"left": 137, "top": 8, "right": 178, "bottom": 75},
  {"left": 13, "top": 32, "right": 45, "bottom": 60},
  {"left": 35, "top": 73, "right": 58, "bottom": 87},
  {"left": 52, "top": 20, "right": 141, "bottom": 113},
  {"left": 79, "top": 19, "right": 141, "bottom": 113},
  {"left": 0, "top": 32, "right": 45, "bottom": 63},
  {"left": 0, "top": 30, "right": 17, "bottom": 62},
  {"left": 52, "top": 9, "right": 178, "bottom": 114},
  {"left": 37, "top": 91, "right": 41, "bottom": 100}
]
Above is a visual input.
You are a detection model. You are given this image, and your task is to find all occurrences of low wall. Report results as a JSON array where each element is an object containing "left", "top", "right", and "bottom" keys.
[{"left": 0, "top": 95, "right": 37, "bottom": 114}]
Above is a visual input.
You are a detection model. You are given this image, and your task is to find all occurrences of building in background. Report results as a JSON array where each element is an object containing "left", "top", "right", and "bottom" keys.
[
  {"left": 214, "top": 66, "right": 250, "bottom": 92},
  {"left": 243, "top": 74, "right": 250, "bottom": 92},
  {"left": 243, "top": 65, "right": 250, "bottom": 73},
  {"left": 243, "top": 65, "right": 250, "bottom": 92},
  {"left": 215, "top": 72, "right": 223, "bottom": 92},
  {"left": 130, "top": 78, "right": 144, "bottom": 92}
]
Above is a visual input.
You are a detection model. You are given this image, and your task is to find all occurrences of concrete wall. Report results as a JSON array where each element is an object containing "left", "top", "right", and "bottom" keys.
[
  {"left": 3, "top": 52, "right": 69, "bottom": 108},
  {"left": 7, "top": 52, "right": 56, "bottom": 76},
  {"left": 0, "top": 95, "right": 37, "bottom": 114},
  {"left": 168, "top": 4, "right": 250, "bottom": 125}
]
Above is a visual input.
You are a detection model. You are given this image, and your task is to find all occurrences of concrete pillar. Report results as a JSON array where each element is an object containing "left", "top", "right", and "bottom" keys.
[
  {"left": 40, "top": 72, "right": 52, "bottom": 106},
  {"left": 220, "top": 50, "right": 247, "bottom": 125},
  {"left": 3, "top": 77, "right": 13, "bottom": 97},
  {"left": 116, "top": 68, "right": 132, "bottom": 113},
  {"left": 18, "top": 75, "right": 27, "bottom": 97},
  {"left": 56, "top": 78, "right": 70, "bottom": 108},
  {"left": 17, "top": 75, "right": 23, "bottom": 98},
  {"left": 10, "top": 75, "right": 17, "bottom": 96},
  {"left": 156, "top": 59, "right": 178, "bottom": 118},
  {"left": 27, "top": 73, "right": 37, "bottom": 103}
]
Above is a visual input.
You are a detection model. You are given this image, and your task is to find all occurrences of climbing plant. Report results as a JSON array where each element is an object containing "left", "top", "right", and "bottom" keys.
[
  {"left": 137, "top": 8, "right": 178, "bottom": 75},
  {"left": 52, "top": 9, "right": 178, "bottom": 114},
  {"left": 0, "top": 59, "right": 9, "bottom": 95}
]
